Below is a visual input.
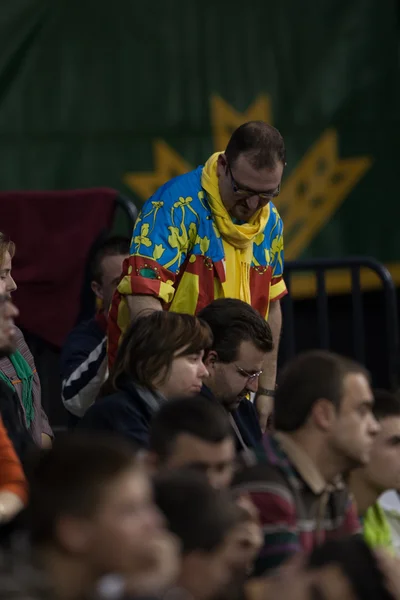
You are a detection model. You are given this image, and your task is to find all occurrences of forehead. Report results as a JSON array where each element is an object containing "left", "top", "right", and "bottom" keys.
[
  {"left": 376, "top": 415, "right": 400, "bottom": 440},
  {"left": 0, "top": 251, "right": 12, "bottom": 270},
  {"left": 231, "top": 154, "right": 284, "bottom": 189},
  {"left": 100, "top": 467, "right": 149, "bottom": 506},
  {"left": 100, "top": 253, "right": 128, "bottom": 276},
  {"left": 235, "top": 339, "right": 266, "bottom": 369},
  {"left": 341, "top": 372, "right": 373, "bottom": 405},
  {"left": 171, "top": 433, "right": 235, "bottom": 462}
]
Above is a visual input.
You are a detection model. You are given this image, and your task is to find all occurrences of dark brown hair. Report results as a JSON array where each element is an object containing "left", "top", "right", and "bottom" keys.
[
  {"left": 90, "top": 235, "right": 130, "bottom": 284},
  {"left": 274, "top": 350, "right": 370, "bottom": 432},
  {"left": 0, "top": 232, "right": 15, "bottom": 267},
  {"left": 28, "top": 433, "right": 139, "bottom": 545},
  {"left": 225, "top": 121, "right": 286, "bottom": 170},
  {"left": 198, "top": 298, "right": 273, "bottom": 363},
  {"left": 111, "top": 311, "right": 212, "bottom": 391}
]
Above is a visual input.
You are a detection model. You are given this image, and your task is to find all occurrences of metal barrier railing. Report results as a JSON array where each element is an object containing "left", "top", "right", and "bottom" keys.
[{"left": 281, "top": 257, "right": 399, "bottom": 390}]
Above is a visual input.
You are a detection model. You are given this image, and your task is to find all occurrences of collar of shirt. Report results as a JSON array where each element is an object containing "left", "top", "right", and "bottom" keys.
[{"left": 274, "top": 431, "right": 329, "bottom": 495}]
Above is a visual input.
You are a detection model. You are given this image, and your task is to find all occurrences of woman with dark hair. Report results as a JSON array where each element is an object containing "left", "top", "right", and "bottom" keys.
[{"left": 79, "top": 311, "right": 212, "bottom": 446}]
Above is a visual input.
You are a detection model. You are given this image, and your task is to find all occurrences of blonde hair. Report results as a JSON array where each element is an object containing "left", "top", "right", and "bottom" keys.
[{"left": 0, "top": 232, "right": 15, "bottom": 267}]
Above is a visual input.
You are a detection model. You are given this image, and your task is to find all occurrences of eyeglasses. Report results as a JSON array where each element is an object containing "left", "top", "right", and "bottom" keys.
[
  {"left": 235, "top": 364, "right": 263, "bottom": 383},
  {"left": 227, "top": 161, "right": 281, "bottom": 201}
]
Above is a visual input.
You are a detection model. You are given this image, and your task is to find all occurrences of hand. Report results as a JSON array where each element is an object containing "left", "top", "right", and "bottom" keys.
[
  {"left": 41, "top": 433, "right": 53, "bottom": 448},
  {"left": 255, "top": 394, "right": 274, "bottom": 433}
]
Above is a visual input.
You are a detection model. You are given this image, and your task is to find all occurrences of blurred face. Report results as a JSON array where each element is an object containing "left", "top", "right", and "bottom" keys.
[
  {"left": 360, "top": 416, "right": 400, "bottom": 494},
  {"left": 329, "top": 373, "right": 379, "bottom": 468},
  {"left": 81, "top": 468, "right": 167, "bottom": 577},
  {"left": 1, "top": 251, "right": 17, "bottom": 294},
  {"left": 157, "top": 350, "right": 209, "bottom": 400},
  {"left": 205, "top": 340, "right": 266, "bottom": 411},
  {"left": 91, "top": 253, "right": 128, "bottom": 311},
  {"left": 0, "top": 279, "right": 18, "bottom": 357},
  {"left": 216, "top": 153, "right": 284, "bottom": 222},
  {"left": 180, "top": 534, "right": 242, "bottom": 600},
  {"left": 163, "top": 433, "right": 236, "bottom": 489}
]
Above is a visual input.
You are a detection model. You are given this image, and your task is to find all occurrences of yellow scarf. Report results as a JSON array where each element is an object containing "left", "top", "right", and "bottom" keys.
[{"left": 201, "top": 152, "right": 270, "bottom": 303}]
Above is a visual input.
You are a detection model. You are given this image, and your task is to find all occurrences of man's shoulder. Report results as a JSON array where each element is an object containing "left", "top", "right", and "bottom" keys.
[
  {"left": 143, "top": 166, "right": 205, "bottom": 210},
  {"left": 234, "top": 434, "right": 295, "bottom": 488},
  {"left": 63, "top": 316, "right": 106, "bottom": 347}
]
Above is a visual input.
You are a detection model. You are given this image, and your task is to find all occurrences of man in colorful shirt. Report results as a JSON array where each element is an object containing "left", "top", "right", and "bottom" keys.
[
  {"left": 233, "top": 351, "right": 379, "bottom": 575},
  {"left": 108, "top": 121, "right": 287, "bottom": 427}
]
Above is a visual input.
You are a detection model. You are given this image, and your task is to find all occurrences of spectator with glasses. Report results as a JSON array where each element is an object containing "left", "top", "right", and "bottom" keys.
[
  {"left": 198, "top": 299, "right": 274, "bottom": 461},
  {"left": 108, "top": 121, "right": 287, "bottom": 430}
]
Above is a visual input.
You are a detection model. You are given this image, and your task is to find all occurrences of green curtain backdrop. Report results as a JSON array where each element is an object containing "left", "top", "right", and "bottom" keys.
[{"left": 0, "top": 0, "right": 399, "bottom": 276}]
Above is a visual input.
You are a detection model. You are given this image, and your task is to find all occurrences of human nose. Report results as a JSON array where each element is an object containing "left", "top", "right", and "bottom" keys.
[
  {"left": 369, "top": 414, "right": 380, "bottom": 436},
  {"left": 246, "top": 376, "right": 259, "bottom": 394},
  {"left": 199, "top": 361, "right": 209, "bottom": 379},
  {"left": 7, "top": 276, "right": 17, "bottom": 293},
  {"left": 246, "top": 195, "right": 260, "bottom": 211}
]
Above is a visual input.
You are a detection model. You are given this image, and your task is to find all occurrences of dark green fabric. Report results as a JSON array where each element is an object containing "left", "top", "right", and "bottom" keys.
[
  {"left": 0, "top": 351, "right": 34, "bottom": 427},
  {"left": 0, "top": 1, "right": 398, "bottom": 261}
]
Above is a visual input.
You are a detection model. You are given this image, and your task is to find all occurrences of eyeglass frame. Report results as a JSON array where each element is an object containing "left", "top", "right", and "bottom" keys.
[
  {"left": 226, "top": 161, "right": 281, "bottom": 201},
  {"left": 235, "top": 364, "right": 263, "bottom": 383}
]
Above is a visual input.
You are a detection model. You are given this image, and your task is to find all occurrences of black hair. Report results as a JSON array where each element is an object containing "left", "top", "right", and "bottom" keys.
[
  {"left": 198, "top": 298, "right": 273, "bottom": 363},
  {"left": 307, "top": 537, "right": 393, "bottom": 600},
  {"left": 27, "top": 432, "right": 137, "bottom": 545},
  {"left": 372, "top": 389, "right": 400, "bottom": 421},
  {"left": 153, "top": 469, "right": 241, "bottom": 554},
  {"left": 225, "top": 121, "right": 286, "bottom": 169},
  {"left": 90, "top": 235, "right": 130, "bottom": 283},
  {"left": 149, "top": 396, "right": 233, "bottom": 461},
  {"left": 274, "top": 350, "right": 369, "bottom": 432}
]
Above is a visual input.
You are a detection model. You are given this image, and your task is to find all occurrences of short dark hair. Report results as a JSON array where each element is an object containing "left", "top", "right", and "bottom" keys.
[
  {"left": 27, "top": 433, "right": 138, "bottom": 545},
  {"left": 111, "top": 311, "right": 212, "bottom": 391},
  {"left": 372, "top": 389, "right": 400, "bottom": 421},
  {"left": 307, "top": 537, "right": 393, "bottom": 600},
  {"left": 149, "top": 396, "right": 233, "bottom": 462},
  {"left": 91, "top": 236, "right": 130, "bottom": 283},
  {"left": 225, "top": 121, "right": 286, "bottom": 170},
  {"left": 198, "top": 298, "right": 273, "bottom": 363},
  {"left": 154, "top": 469, "right": 241, "bottom": 554},
  {"left": 274, "top": 351, "right": 369, "bottom": 432}
]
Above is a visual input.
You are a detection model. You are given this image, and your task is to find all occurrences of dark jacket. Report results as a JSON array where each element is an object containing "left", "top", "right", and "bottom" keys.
[
  {"left": 77, "top": 377, "right": 165, "bottom": 447},
  {"left": 61, "top": 312, "right": 108, "bottom": 423},
  {"left": 0, "top": 381, "right": 33, "bottom": 467},
  {"left": 200, "top": 385, "right": 262, "bottom": 452}
]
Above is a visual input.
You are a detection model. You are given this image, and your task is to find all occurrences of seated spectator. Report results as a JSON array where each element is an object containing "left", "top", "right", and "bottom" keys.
[
  {"left": 79, "top": 311, "right": 211, "bottom": 446},
  {"left": 154, "top": 469, "right": 249, "bottom": 600},
  {"left": 198, "top": 299, "right": 273, "bottom": 457},
  {"left": 61, "top": 236, "right": 130, "bottom": 424},
  {"left": 379, "top": 490, "right": 400, "bottom": 557},
  {"left": 147, "top": 396, "right": 236, "bottom": 489},
  {"left": 0, "top": 233, "right": 52, "bottom": 448},
  {"left": 0, "top": 281, "right": 32, "bottom": 462},
  {"left": 5, "top": 434, "right": 178, "bottom": 600},
  {"left": 350, "top": 390, "right": 400, "bottom": 552},
  {"left": 234, "top": 350, "right": 379, "bottom": 575},
  {"left": 0, "top": 416, "right": 28, "bottom": 524}
]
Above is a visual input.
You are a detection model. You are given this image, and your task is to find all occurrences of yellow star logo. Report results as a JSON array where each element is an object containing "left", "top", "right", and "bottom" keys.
[
  {"left": 124, "top": 139, "right": 192, "bottom": 200},
  {"left": 211, "top": 94, "right": 272, "bottom": 150},
  {"left": 280, "top": 129, "right": 372, "bottom": 259}
]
